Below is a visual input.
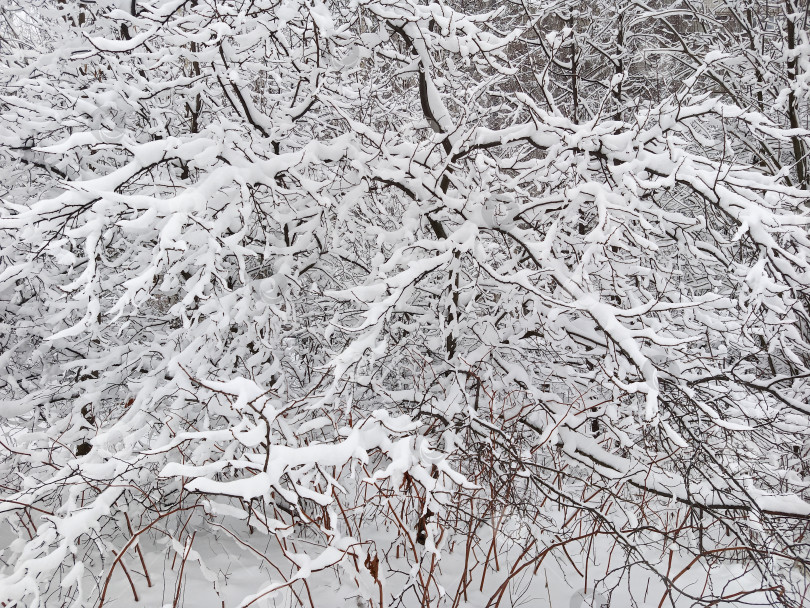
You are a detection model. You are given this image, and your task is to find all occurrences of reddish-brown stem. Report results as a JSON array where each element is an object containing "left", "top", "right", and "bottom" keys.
[{"left": 172, "top": 531, "right": 196, "bottom": 608}]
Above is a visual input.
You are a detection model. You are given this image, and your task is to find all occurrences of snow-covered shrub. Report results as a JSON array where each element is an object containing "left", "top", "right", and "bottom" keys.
[{"left": 1, "top": 0, "right": 809, "bottom": 606}]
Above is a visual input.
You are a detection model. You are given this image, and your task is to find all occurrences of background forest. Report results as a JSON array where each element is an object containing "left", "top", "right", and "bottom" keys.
[{"left": 1, "top": 0, "right": 810, "bottom": 606}]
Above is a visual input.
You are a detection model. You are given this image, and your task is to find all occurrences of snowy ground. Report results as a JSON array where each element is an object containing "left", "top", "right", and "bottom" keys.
[{"left": 92, "top": 524, "right": 773, "bottom": 608}]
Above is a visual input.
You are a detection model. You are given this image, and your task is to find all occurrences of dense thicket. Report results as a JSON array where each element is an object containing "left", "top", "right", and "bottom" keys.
[{"left": 1, "top": 0, "right": 809, "bottom": 606}]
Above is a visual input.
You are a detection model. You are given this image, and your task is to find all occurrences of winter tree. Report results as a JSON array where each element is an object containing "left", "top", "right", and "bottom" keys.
[{"left": 1, "top": 0, "right": 809, "bottom": 606}]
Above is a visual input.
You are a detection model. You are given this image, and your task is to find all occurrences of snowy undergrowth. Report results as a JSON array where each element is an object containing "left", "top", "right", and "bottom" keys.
[{"left": 1, "top": 0, "right": 810, "bottom": 606}]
